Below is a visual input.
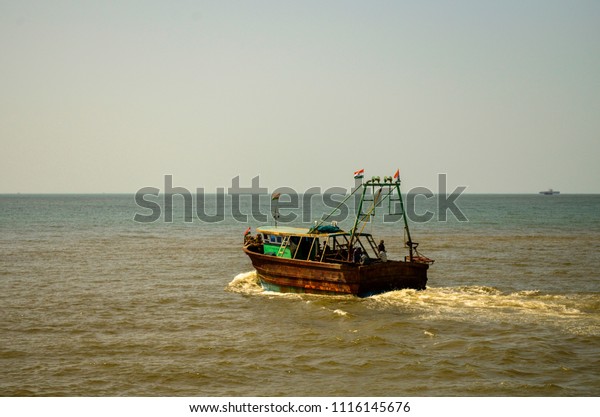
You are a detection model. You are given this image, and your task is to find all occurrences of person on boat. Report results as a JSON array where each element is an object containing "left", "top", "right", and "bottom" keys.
[
  {"left": 352, "top": 246, "right": 362, "bottom": 263},
  {"left": 319, "top": 241, "right": 329, "bottom": 259},
  {"left": 378, "top": 239, "right": 388, "bottom": 262},
  {"left": 289, "top": 239, "right": 298, "bottom": 258},
  {"left": 360, "top": 251, "right": 368, "bottom": 265}
]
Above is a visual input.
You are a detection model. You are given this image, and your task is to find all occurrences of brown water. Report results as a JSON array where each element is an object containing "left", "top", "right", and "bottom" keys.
[{"left": 1, "top": 195, "right": 599, "bottom": 396}]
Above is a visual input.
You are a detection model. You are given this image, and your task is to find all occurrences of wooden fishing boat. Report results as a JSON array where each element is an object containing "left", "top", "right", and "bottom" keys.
[{"left": 243, "top": 173, "right": 433, "bottom": 297}]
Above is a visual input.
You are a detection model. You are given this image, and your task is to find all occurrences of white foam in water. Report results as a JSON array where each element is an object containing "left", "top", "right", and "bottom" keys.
[
  {"left": 226, "top": 271, "right": 306, "bottom": 299},
  {"left": 226, "top": 273, "right": 598, "bottom": 336},
  {"left": 369, "top": 286, "right": 599, "bottom": 335},
  {"left": 226, "top": 270, "right": 262, "bottom": 294}
]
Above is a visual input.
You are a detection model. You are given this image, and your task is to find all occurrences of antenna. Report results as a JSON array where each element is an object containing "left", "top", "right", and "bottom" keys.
[{"left": 271, "top": 192, "right": 281, "bottom": 227}]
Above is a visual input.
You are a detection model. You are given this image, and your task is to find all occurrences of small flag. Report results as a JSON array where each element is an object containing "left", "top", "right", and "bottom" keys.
[
  {"left": 353, "top": 168, "right": 364, "bottom": 179},
  {"left": 393, "top": 169, "right": 400, "bottom": 182},
  {"left": 271, "top": 192, "right": 281, "bottom": 200},
  {"left": 244, "top": 226, "right": 251, "bottom": 236}
]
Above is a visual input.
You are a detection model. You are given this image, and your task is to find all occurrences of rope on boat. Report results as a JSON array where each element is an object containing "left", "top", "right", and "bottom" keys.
[{"left": 309, "top": 185, "right": 363, "bottom": 232}]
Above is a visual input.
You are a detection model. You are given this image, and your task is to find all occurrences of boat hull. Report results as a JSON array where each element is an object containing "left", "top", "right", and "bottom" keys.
[{"left": 243, "top": 247, "right": 428, "bottom": 297}]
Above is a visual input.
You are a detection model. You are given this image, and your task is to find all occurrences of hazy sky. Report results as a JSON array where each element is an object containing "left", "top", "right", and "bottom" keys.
[{"left": 1, "top": 0, "right": 599, "bottom": 193}]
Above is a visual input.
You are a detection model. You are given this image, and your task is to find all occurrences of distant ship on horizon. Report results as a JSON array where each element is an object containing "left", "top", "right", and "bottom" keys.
[{"left": 539, "top": 188, "right": 560, "bottom": 195}]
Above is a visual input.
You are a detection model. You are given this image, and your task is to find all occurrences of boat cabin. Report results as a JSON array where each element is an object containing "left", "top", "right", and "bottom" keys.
[{"left": 246, "top": 225, "right": 384, "bottom": 264}]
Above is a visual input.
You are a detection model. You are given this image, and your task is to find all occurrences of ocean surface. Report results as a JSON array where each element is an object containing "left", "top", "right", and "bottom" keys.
[{"left": 1, "top": 193, "right": 599, "bottom": 396}]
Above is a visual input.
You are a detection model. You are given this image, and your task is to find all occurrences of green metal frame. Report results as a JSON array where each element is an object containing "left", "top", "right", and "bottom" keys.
[{"left": 348, "top": 178, "right": 414, "bottom": 262}]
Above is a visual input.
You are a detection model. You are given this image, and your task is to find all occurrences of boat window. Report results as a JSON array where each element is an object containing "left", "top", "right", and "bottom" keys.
[
  {"left": 268, "top": 235, "right": 282, "bottom": 244},
  {"left": 263, "top": 234, "right": 285, "bottom": 244}
]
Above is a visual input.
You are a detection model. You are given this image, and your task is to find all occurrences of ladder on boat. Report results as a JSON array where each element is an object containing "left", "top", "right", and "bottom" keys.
[{"left": 276, "top": 235, "right": 290, "bottom": 257}]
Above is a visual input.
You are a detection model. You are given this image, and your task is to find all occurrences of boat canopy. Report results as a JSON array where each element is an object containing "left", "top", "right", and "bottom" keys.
[{"left": 256, "top": 225, "right": 349, "bottom": 238}]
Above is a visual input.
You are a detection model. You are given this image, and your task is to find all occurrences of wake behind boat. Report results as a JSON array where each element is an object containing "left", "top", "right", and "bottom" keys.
[{"left": 243, "top": 171, "right": 433, "bottom": 297}]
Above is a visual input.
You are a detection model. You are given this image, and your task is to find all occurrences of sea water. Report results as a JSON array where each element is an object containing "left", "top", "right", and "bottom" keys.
[{"left": 0, "top": 194, "right": 599, "bottom": 396}]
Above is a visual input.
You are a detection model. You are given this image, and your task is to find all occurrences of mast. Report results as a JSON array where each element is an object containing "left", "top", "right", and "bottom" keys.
[
  {"left": 393, "top": 180, "right": 414, "bottom": 261},
  {"left": 347, "top": 175, "right": 415, "bottom": 262},
  {"left": 347, "top": 183, "right": 367, "bottom": 260}
]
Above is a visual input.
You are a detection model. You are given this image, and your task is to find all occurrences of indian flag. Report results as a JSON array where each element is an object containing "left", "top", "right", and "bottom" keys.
[
  {"left": 353, "top": 168, "right": 365, "bottom": 179},
  {"left": 393, "top": 169, "right": 400, "bottom": 182}
]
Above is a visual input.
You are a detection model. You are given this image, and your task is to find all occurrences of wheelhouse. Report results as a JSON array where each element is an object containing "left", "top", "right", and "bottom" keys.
[{"left": 255, "top": 226, "right": 382, "bottom": 264}]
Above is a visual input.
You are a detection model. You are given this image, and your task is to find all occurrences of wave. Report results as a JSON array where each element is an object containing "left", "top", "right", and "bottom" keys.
[
  {"left": 369, "top": 286, "right": 600, "bottom": 335},
  {"left": 225, "top": 271, "right": 263, "bottom": 295},
  {"left": 370, "top": 286, "right": 588, "bottom": 315},
  {"left": 226, "top": 271, "right": 599, "bottom": 336},
  {"left": 226, "top": 271, "right": 357, "bottom": 321}
]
